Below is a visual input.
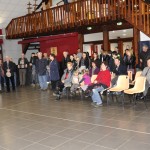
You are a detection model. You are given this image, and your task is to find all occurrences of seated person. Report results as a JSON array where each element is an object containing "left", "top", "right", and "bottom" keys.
[
  {"left": 141, "top": 57, "right": 150, "bottom": 96},
  {"left": 89, "top": 61, "right": 100, "bottom": 77},
  {"left": 54, "top": 62, "right": 74, "bottom": 100},
  {"left": 89, "top": 62, "right": 111, "bottom": 107},
  {"left": 111, "top": 57, "right": 127, "bottom": 86},
  {"left": 80, "top": 69, "right": 91, "bottom": 91},
  {"left": 70, "top": 70, "right": 80, "bottom": 95}
]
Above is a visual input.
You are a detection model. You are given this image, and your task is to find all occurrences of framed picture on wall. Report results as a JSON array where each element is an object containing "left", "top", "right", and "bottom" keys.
[{"left": 50, "top": 47, "right": 57, "bottom": 56}]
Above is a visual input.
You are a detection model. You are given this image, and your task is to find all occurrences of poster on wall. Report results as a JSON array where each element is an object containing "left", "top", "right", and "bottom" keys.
[{"left": 50, "top": 47, "right": 57, "bottom": 56}]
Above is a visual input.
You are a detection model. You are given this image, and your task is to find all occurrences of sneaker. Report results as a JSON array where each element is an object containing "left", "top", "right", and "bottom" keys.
[
  {"left": 93, "top": 103, "right": 103, "bottom": 107},
  {"left": 53, "top": 93, "right": 57, "bottom": 96}
]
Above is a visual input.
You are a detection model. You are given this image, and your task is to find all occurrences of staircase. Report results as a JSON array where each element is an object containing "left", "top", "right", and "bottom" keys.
[
  {"left": 5, "top": 0, "right": 150, "bottom": 39},
  {"left": 124, "top": 0, "right": 150, "bottom": 37}
]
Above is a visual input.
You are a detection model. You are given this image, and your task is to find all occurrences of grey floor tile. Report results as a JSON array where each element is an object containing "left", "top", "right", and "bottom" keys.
[
  {"left": 53, "top": 140, "right": 89, "bottom": 150},
  {"left": 118, "top": 140, "right": 150, "bottom": 150},
  {"left": 22, "top": 131, "right": 51, "bottom": 142},
  {"left": 71, "top": 123, "right": 96, "bottom": 131},
  {"left": 95, "top": 136, "right": 128, "bottom": 149},
  {"left": 23, "top": 143, "right": 51, "bottom": 150},
  {"left": 39, "top": 135, "right": 69, "bottom": 148},
  {"left": 75, "top": 132, "right": 104, "bottom": 143},
  {"left": 84, "top": 145, "right": 113, "bottom": 150},
  {"left": 56, "top": 128, "right": 84, "bottom": 138}
]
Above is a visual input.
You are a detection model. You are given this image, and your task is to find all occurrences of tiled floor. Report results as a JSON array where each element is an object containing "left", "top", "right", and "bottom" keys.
[{"left": 0, "top": 87, "right": 150, "bottom": 150}]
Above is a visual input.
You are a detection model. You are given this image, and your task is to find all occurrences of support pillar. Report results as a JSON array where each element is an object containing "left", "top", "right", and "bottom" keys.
[
  {"left": 78, "top": 34, "right": 84, "bottom": 52},
  {"left": 133, "top": 27, "right": 140, "bottom": 64},
  {"left": 118, "top": 38, "right": 123, "bottom": 57},
  {"left": 103, "top": 26, "right": 109, "bottom": 51}
]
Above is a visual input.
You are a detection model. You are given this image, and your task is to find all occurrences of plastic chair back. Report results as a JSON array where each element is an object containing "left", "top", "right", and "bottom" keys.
[
  {"left": 116, "top": 75, "right": 129, "bottom": 90},
  {"left": 134, "top": 76, "right": 146, "bottom": 93},
  {"left": 134, "top": 71, "right": 142, "bottom": 81}
]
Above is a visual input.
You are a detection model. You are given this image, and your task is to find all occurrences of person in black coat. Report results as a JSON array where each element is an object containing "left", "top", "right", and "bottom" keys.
[
  {"left": 139, "top": 45, "right": 150, "bottom": 70},
  {"left": 91, "top": 52, "right": 101, "bottom": 68},
  {"left": 62, "top": 51, "right": 70, "bottom": 70},
  {"left": 79, "top": 52, "right": 90, "bottom": 69},
  {"left": 3, "top": 56, "right": 15, "bottom": 92},
  {"left": 123, "top": 49, "right": 136, "bottom": 71},
  {"left": 111, "top": 57, "right": 127, "bottom": 86},
  {"left": 49, "top": 54, "right": 60, "bottom": 90}
]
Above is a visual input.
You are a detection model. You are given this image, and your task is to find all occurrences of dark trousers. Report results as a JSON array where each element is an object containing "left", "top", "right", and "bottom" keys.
[
  {"left": 56, "top": 81, "right": 64, "bottom": 93},
  {"left": 51, "top": 80, "right": 58, "bottom": 91},
  {"left": 5, "top": 76, "right": 15, "bottom": 92}
]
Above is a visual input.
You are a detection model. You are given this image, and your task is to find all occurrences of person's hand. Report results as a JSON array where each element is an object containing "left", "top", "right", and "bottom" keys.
[
  {"left": 140, "top": 59, "right": 142, "bottom": 63},
  {"left": 18, "top": 65, "right": 20, "bottom": 68},
  {"left": 62, "top": 80, "right": 64, "bottom": 83},
  {"left": 29, "top": 63, "right": 32, "bottom": 66},
  {"left": 25, "top": 64, "right": 28, "bottom": 68},
  {"left": 94, "top": 80, "right": 97, "bottom": 84}
]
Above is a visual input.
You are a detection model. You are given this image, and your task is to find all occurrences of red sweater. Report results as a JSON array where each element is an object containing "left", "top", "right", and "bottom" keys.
[{"left": 95, "top": 69, "right": 111, "bottom": 88}]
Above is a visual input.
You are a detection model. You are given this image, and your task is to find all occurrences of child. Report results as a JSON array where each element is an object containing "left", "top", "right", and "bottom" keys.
[
  {"left": 70, "top": 71, "right": 80, "bottom": 95},
  {"left": 80, "top": 69, "right": 91, "bottom": 91}
]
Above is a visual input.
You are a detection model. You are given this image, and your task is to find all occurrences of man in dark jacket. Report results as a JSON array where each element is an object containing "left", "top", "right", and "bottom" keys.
[
  {"left": 112, "top": 57, "right": 127, "bottom": 86},
  {"left": 3, "top": 56, "right": 15, "bottom": 92},
  {"left": 139, "top": 45, "right": 150, "bottom": 70},
  {"left": 36, "top": 52, "right": 48, "bottom": 90}
]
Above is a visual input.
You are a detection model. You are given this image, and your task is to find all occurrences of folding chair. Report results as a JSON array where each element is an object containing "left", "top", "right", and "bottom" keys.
[{"left": 108, "top": 75, "right": 129, "bottom": 106}]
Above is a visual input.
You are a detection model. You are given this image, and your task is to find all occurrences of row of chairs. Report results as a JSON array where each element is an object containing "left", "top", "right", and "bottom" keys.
[{"left": 107, "top": 71, "right": 148, "bottom": 108}]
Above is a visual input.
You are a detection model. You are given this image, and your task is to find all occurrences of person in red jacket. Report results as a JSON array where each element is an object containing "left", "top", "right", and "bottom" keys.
[{"left": 91, "top": 61, "right": 111, "bottom": 107}]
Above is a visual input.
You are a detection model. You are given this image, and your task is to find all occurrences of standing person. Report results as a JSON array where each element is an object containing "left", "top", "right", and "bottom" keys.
[
  {"left": 36, "top": 52, "right": 48, "bottom": 91},
  {"left": 79, "top": 52, "right": 90, "bottom": 72},
  {"left": 141, "top": 57, "right": 150, "bottom": 96},
  {"left": 0, "top": 59, "right": 5, "bottom": 91},
  {"left": 91, "top": 52, "right": 101, "bottom": 68},
  {"left": 123, "top": 49, "right": 136, "bottom": 74},
  {"left": 30, "top": 53, "right": 38, "bottom": 86},
  {"left": 49, "top": 54, "right": 60, "bottom": 91},
  {"left": 0, "top": 59, "right": 4, "bottom": 92},
  {"left": 18, "top": 53, "right": 28, "bottom": 86},
  {"left": 77, "top": 48, "right": 82, "bottom": 60},
  {"left": 139, "top": 45, "right": 150, "bottom": 70},
  {"left": 70, "top": 55, "right": 77, "bottom": 70},
  {"left": 3, "top": 56, "right": 15, "bottom": 92},
  {"left": 62, "top": 51, "right": 70, "bottom": 70}
]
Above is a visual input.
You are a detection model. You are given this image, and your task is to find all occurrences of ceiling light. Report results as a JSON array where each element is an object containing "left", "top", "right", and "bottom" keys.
[
  {"left": 112, "top": 31, "right": 115, "bottom": 33},
  {"left": 87, "top": 27, "right": 92, "bottom": 30},
  {"left": 117, "top": 22, "right": 122, "bottom": 26},
  {"left": 123, "top": 30, "right": 126, "bottom": 32}
]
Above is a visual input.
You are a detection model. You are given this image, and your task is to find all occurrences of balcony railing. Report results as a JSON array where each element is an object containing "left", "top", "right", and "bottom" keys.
[{"left": 6, "top": 0, "right": 150, "bottom": 39}]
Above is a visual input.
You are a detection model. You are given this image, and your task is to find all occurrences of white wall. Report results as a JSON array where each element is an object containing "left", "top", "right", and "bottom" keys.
[
  {"left": 52, "top": 0, "right": 62, "bottom": 6},
  {"left": 84, "top": 33, "right": 103, "bottom": 42},
  {"left": 2, "top": 29, "right": 22, "bottom": 64},
  {"left": 110, "top": 43, "right": 118, "bottom": 51},
  {"left": 140, "top": 31, "right": 150, "bottom": 41}
]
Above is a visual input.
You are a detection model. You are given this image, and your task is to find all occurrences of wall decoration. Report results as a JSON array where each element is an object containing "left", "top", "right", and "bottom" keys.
[{"left": 50, "top": 47, "right": 57, "bottom": 56}]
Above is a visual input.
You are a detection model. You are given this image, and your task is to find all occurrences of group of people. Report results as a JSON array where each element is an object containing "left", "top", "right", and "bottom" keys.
[{"left": 0, "top": 45, "right": 150, "bottom": 107}]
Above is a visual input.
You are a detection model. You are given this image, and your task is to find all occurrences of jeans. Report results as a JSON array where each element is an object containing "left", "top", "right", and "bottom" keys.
[
  {"left": 91, "top": 86, "right": 104, "bottom": 105},
  {"left": 38, "top": 75, "right": 48, "bottom": 90}
]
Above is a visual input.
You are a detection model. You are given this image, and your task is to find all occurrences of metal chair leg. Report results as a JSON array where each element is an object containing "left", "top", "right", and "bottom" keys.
[{"left": 143, "top": 96, "right": 148, "bottom": 109}]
